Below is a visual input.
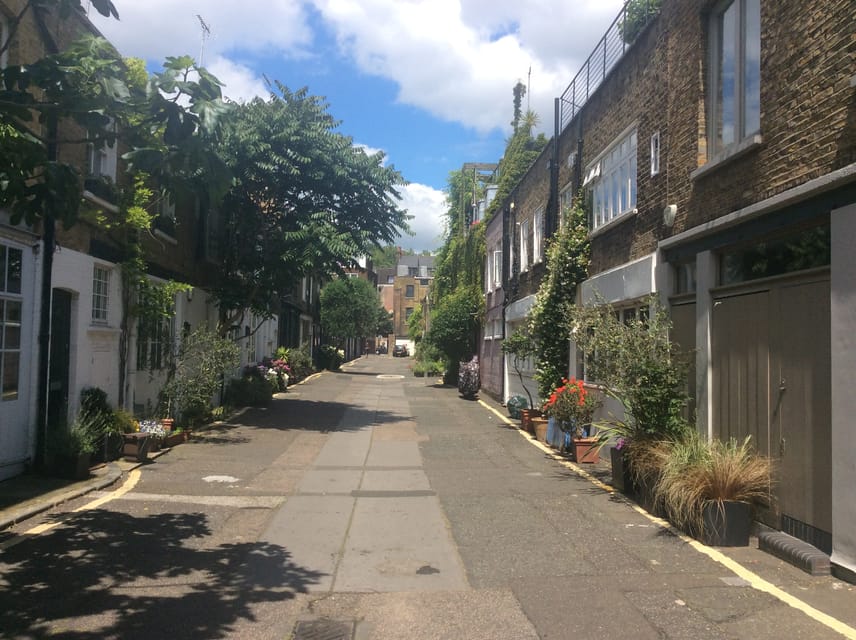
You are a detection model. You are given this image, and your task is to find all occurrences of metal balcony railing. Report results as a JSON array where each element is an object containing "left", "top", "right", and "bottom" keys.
[{"left": 559, "top": 0, "right": 661, "bottom": 132}]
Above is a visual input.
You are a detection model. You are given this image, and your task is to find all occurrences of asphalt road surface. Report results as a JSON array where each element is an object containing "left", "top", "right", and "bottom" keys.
[{"left": 1, "top": 355, "right": 854, "bottom": 639}]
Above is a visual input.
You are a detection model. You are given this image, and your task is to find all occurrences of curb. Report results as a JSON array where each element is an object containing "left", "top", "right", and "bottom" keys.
[{"left": 0, "top": 463, "right": 123, "bottom": 532}]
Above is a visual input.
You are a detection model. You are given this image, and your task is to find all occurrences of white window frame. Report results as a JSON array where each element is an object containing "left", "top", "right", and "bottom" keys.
[
  {"left": 0, "top": 13, "right": 9, "bottom": 69},
  {"left": 91, "top": 264, "right": 111, "bottom": 324},
  {"left": 492, "top": 250, "right": 502, "bottom": 289},
  {"left": 533, "top": 206, "right": 544, "bottom": 263},
  {"left": 650, "top": 131, "right": 660, "bottom": 176},
  {"left": 707, "top": 0, "right": 761, "bottom": 158},
  {"left": 559, "top": 183, "right": 574, "bottom": 228},
  {"left": 587, "top": 127, "right": 638, "bottom": 230},
  {"left": 1, "top": 244, "right": 23, "bottom": 402},
  {"left": 519, "top": 218, "right": 530, "bottom": 272}
]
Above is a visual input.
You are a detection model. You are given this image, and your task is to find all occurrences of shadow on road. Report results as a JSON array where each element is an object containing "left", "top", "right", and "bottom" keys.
[{"left": 0, "top": 509, "right": 323, "bottom": 639}]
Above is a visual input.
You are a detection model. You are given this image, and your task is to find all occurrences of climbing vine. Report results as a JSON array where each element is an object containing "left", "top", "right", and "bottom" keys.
[{"left": 529, "top": 199, "right": 590, "bottom": 400}]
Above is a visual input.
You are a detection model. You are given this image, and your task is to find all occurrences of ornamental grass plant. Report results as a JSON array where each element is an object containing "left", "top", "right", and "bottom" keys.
[{"left": 654, "top": 432, "right": 772, "bottom": 537}]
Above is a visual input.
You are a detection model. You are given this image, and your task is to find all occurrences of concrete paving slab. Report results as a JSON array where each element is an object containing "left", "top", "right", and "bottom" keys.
[
  {"left": 313, "top": 430, "right": 372, "bottom": 468},
  {"left": 365, "top": 441, "right": 422, "bottom": 468},
  {"left": 261, "top": 495, "right": 354, "bottom": 592},
  {"left": 360, "top": 469, "right": 430, "bottom": 492},
  {"left": 296, "top": 469, "right": 363, "bottom": 495},
  {"left": 335, "top": 496, "right": 468, "bottom": 592}
]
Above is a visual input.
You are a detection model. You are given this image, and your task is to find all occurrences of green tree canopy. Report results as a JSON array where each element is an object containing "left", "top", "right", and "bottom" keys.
[
  {"left": 320, "top": 277, "right": 383, "bottom": 343},
  {"left": 214, "top": 83, "right": 411, "bottom": 318}
]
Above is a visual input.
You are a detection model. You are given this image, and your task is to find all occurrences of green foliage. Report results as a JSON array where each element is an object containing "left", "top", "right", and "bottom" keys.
[
  {"left": 530, "top": 201, "right": 590, "bottom": 399},
  {"left": 320, "top": 277, "right": 382, "bottom": 341},
  {"left": 0, "top": 10, "right": 232, "bottom": 229},
  {"left": 317, "top": 344, "right": 345, "bottom": 370},
  {"left": 277, "top": 345, "right": 314, "bottom": 381},
  {"left": 406, "top": 305, "right": 423, "bottom": 342},
  {"left": 654, "top": 433, "right": 772, "bottom": 536},
  {"left": 377, "top": 305, "right": 394, "bottom": 338},
  {"left": 619, "top": 0, "right": 662, "bottom": 44},
  {"left": 370, "top": 245, "right": 401, "bottom": 268},
  {"left": 214, "top": 83, "right": 410, "bottom": 317},
  {"left": 485, "top": 108, "right": 548, "bottom": 220},
  {"left": 426, "top": 285, "right": 484, "bottom": 370},
  {"left": 224, "top": 373, "right": 275, "bottom": 409},
  {"left": 160, "top": 328, "right": 241, "bottom": 424},
  {"left": 432, "top": 221, "right": 486, "bottom": 304},
  {"left": 568, "top": 296, "right": 691, "bottom": 443}
]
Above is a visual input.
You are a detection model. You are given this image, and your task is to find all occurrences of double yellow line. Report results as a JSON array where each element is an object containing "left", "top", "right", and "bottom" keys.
[
  {"left": 478, "top": 399, "right": 856, "bottom": 640},
  {"left": 0, "top": 469, "right": 141, "bottom": 551}
]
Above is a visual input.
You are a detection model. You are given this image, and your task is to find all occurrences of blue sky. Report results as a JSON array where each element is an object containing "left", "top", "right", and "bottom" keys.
[{"left": 90, "top": 0, "right": 624, "bottom": 253}]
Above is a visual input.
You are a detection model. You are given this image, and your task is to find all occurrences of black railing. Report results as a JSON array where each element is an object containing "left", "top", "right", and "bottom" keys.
[{"left": 558, "top": 0, "right": 661, "bottom": 132}]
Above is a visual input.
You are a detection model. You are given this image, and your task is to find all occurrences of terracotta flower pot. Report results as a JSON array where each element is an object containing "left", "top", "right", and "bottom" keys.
[
  {"left": 572, "top": 437, "right": 600, "bottom": 463},
  {"left": 531, "top": 417, "right": 549, "bottom": 443},
  {"left": 519, "top": 408, "right": 541, "bottom": 433}
]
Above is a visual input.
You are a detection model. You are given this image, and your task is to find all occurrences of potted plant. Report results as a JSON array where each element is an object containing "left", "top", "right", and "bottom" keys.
[
  {"left": 655, "top": 433, "right": 772, "bottom": 546},
  {"left": 542, "top": 377, "right": 602, "bottom": 462},
  {"left": 47, "top": 422, "right": 97, "bottom": 480},
  {"left": 501, "top": 326, "right": 540, "bottom": 430}
]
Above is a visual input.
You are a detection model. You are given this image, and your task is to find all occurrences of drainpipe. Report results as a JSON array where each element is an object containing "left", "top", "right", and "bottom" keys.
[
  {"left": 548, "top": 97, "right": 560, "bottom": 238},
  {"left": 33, "top": 11, "right": 60, "bottom": 469}
]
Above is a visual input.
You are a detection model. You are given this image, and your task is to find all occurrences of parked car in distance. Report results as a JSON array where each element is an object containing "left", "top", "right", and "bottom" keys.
[{"left": 393, "top": 345, "right": 409, "bottom": 357}]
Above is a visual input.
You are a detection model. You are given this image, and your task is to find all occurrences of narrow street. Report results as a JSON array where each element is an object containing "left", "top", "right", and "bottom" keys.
[{"left": 1, "top": 356, "right": 853, "bottom": 639}]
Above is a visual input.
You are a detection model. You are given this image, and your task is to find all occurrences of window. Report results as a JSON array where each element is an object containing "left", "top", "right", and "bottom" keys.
[
  {"left": 405, "top": 284, "right": 415, "bottom": 298},
  {"left": 1, "top": 245, "right": 23, "bottom": 401},
  {"left": 587, "top": 128, "right": 637, "bottom": 229},
  {"left": 650, "top": 131, "right": 660, "bottom": 176},
  {"left": 91, "top": 265, "right": 110, "bottom": 324},
  {"left": 533, "top": 207, "right": 544, "bottom": 263},
  {"left": 708, "top": 0, "right": 760, "bottom": 157},
  {"left": 136, "top": 315, "right": 169, "bottom": 371},
  {"left": 0, "top": 13, "right": 9, "bottom": 69},
  {"left": 405, "top": 307, "right": 414, "bottom": 320},
  {"left": 85, "top": 124, "right": 118, "bottom": 182},
  {"left": 153, "top": 192, "right": 176, "bottom": 238},
  {"left": 492, "top": 250, "right": 502, "bottom": 289},
  {"left": 519, "top": 219, "right": 530, "bottom": 272}
]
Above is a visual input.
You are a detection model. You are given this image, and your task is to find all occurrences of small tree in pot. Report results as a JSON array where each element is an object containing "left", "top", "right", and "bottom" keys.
[{"left": 501, "top": 325, "right": 538, "bottom": 427}]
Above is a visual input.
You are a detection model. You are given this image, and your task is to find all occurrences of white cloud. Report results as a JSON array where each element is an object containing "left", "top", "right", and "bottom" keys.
[
  {"left": 91, "top": 2, "right": 312, "bottom": 62},
  {"left": 91, "top": 0, "right": 625, "bottom": 136},
  {"left": 310, "top": 0, "right": 625, "bottom": 135},
  {"left": 396, "top": 183, "right": 448, "bottom": 254},
  {"left": 207, "top": 56, "right": 269, "bottom": 103}
]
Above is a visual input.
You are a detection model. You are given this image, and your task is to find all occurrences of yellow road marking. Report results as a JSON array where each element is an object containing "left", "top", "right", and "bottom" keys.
[
  {"left": 479, "top": 398, "right": 856, "bottom": 640},
  {"left": 0, "top": 469, "right": 141, "bottom": 551}
]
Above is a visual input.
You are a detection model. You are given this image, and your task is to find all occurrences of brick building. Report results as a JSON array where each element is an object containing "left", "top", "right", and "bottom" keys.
[{"left": 486, "top": 0, "right": 856, "bottom": 577}]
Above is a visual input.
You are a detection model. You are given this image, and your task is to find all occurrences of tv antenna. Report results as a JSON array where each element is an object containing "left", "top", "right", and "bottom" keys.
[{"left": 197, "top": 14, "right": 211, "bottom": 66}]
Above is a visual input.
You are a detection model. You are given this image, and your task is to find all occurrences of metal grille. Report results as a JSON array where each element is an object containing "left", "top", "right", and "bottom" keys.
[{"left": 292, "top": 619, "right": 354, "bottom": 640}]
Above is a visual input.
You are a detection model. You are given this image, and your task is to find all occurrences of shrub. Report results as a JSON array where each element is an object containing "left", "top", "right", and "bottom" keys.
[
  {"left": 160, "top": 328, "right": 240, "bottom": 424},
  {"left": 224, "top": 372, "right": 275, "bottom": 408},
  {"left": 317, "top": 344, "right": 345, "bottom": 370},
  {"left": 655, "top": 433, "right": 772, "bottom": 537}
]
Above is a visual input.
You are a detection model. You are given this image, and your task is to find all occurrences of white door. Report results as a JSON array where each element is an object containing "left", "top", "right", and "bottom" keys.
[{"left": 0, "top": 240, "right": 36, "bottom": 480}]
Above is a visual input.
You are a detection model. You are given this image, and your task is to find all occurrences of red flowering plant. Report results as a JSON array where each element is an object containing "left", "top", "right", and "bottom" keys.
[{"left": 542, "top": 377, "right": 602, "bottom": 437}]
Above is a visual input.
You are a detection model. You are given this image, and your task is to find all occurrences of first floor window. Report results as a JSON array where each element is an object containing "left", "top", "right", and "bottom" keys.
[
  {"left": 92, "top": 265, "right": 110, "bottom": 324},
  {"left": 405, "top": 307, "right": 414, "bottom": 320},
  {"left": 587, "top": 128, "right": 637, "bottom": 229},
  {"left": 708, "top": 0, "right": 760, "bottom": 156},
  {"left": 492, "top": 250, "right": 502, "bottom": 288},
  {"left": 533, "top": 207, "right": 544, "bottom": 263},
  {"left": 519, "top": 219, "right": 530, "bottom": 272},
  {"left": 405, "top": 284, "right": 415, "bottom": 298}
]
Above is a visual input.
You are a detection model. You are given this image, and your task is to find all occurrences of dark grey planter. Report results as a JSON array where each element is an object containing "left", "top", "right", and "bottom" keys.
[
  {"left": 610, "top": 446, "right": 634, "bottom": 494},
  {"left": 701, "top": 500, "right": 751, "bottom": 546}
]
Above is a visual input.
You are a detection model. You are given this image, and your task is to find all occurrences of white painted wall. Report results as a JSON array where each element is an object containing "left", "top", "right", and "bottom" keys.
[{"left": 831, "top": 202, "right": 856, "bottom": 579}]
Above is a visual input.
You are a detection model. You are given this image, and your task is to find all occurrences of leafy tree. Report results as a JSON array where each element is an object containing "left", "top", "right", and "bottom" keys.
[
  {"left": 320, "top": 277, "right": 382, "bottom": 344},
  {"left": 371, "top": 245, "right": 400, "bottom": 269},
  {"left": 426, "top": 285, "right": 484, "bottom": 383},
  {"left": 214, "top": 83, "right": 410, "bottom": 325},
  {"left": 406, "top": 305, "right": 423, "bottom": 343},
  {"left": 377, "top": 305, "right": 394, "bottom": 337}
]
